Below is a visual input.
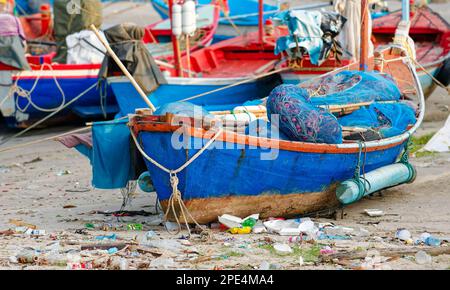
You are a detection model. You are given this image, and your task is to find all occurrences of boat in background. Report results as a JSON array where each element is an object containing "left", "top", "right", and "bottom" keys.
[
  {"left": 150, "top": 0, "right": 280, "bottom": 42},
  {"left": 372, "top": 5, "right": 450, "bottom": 97},
  {"left": 18, "top": 3, "right": 53, "bottom": 41},
  {"left": 109, "top": 30, "right": 282, "bottom": 116},
  {"left": 279, "top": 4, "right": 450, "bottom": 98},
  {"left": 143, "top": 3, "right": 219, "bottom": 60},
  {"left": 0, "top": 2, "right": 220, "bottom": 128},
  {"left": 0, "top": 53, "right": 118, "bottom": 129}
]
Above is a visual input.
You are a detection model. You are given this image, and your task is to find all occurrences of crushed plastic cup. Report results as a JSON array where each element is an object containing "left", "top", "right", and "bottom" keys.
[
  {"left": 107, "top": 247, "right": 118, "bottom": 254},
  {"left": 146, "top": 230, "right": 157, "bottom": 239},
  {"left": 395, "top": 229, "right": 411, "bottom": 241},
  {"left": 298, "top": 220, "right": 315, "bottom": 232},
  {"left": 150, "top": 257, "right": 175, "bottom": 269},
  {"left": 273, "top": 243, "right": 293, "bottom": 255},
  {"left": 259, "top": 261, "right": 270, "bottom": 270},
  {"left": 252, "top": 221, "right": 267, "bottom": 234},
  {"left": 218, "top": 214, "right": 244, "bottom": 229},
  {"left": 415, "top": 250, "right": 432, "bottom": 265},
  {"left": 263, "top": 219, "right": 299, "bottom": 234},
  {"left": 95, "top": 233, "right": 117, "bottom": 241},
  {"left": 424, "top": 236, "right": 441, "bottom": 247}
]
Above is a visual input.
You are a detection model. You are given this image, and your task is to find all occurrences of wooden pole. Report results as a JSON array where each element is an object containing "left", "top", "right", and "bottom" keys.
[
  {"left": 90, "top": 24, "right": 156, "bottom": 112},
  {"left": 258, "top": 0, "right": 264, "bottom": 44},
  {"left": 186, "top": 35, "right": 192, "bottom": 78},
  {"left": 169, "top": 0, "right": 183, "bottom": 77},
  {"left": 359, "top": 0, "right": 369, "bottom": 71}
]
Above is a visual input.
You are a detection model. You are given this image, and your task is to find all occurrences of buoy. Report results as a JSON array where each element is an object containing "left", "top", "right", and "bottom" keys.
[
  {"left": 336, "top": 162, "right": 416, "bottom": 205},
  {"left": 182, "top": 0, "right": 197, "bottom": 35},
  {"left": 171, "top": 4, "right": 182, "bottom": 37},
  {"left": 138, "top": 171, "right": 154, "bottom": 192}
]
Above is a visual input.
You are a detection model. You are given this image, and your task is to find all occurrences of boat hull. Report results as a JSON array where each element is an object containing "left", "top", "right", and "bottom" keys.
[
  {"left": 108, "top": 75, "right": 281, "bottom": 116},
  {"left": 137, "top": 129, "right": 405, "bottom": 223}
]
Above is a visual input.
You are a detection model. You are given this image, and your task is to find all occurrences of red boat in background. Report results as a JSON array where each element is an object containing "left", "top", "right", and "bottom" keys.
[
  {"left": 18, "top": 3, "right": 53, "bottom": 41},
  {"left": 143, "top": 3, "right": 220, "bottom": 61},
  {"left": 372, "top": 5, "right": 450, "bottom": 97},
  {"left": 279, "top": 5, "right": 450, "bottom": 98}
]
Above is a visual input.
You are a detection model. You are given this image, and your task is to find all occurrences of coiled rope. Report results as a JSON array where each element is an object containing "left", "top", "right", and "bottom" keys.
[
  {"left": 0, "top": 82, "right": 97, "bottom": 146},
  {"left": 130, "top": 126, "right": 223, "bottom": 237},
  {"left": 11, "top": 63, "right": 67, "bottom": 113}
]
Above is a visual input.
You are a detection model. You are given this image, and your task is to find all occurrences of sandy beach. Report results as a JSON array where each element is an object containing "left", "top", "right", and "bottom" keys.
[{"left": 0, "top": 0, "right": 449, "bottom": 270}]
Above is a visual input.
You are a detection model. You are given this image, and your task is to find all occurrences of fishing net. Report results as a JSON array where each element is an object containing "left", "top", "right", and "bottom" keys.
[
  {"left": 338, "top": 102, "right": 417, "bottom": 138},
  {"left": 300, "top": 70, "right": 402, "bottom": 106},
  {"left": 266, "top": 84, "right": 343, "bottom": 144}
]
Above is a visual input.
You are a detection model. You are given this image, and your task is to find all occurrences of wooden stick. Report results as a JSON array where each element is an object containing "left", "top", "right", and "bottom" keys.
[
  {"left": 89, "top": 24, "right": 156, "bottom": 112},
  {"left": 186, "top": 34, "right": 192, "bottom": 78}
]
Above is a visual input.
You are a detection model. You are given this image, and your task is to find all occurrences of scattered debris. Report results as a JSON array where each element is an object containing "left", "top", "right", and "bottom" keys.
[{"left": 364, "top": 209, "right": 385, "bottom": 217}]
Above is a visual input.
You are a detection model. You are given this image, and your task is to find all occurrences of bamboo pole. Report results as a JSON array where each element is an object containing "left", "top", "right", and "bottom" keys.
[
  {"left": 360, "top": 0, "right": 369, "bottom": 71},
  {"left": 186, "top": 35, "right": 192, "bottom": 78},
  {"left": 258, "top": 0, "right": 264, "bottom": 44},
  {"left": 89, "top": 24, "right": 156, "bottom": 112}
]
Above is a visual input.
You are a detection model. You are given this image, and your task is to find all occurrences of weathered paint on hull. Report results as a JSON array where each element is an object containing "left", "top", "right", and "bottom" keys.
[{"left": 139, "top": 131, "right": 406, "bottom": 222}]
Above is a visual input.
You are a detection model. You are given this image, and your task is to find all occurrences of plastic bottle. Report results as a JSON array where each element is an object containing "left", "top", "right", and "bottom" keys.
[
  {"left": 241, "top": 218, "right": 257, "bottom": 228},
  {"left": 424, "top": 236, "right": 441, "bottom": 247},
  {"left": 415, "top": 250, "right": 432, "bottom": 265}
]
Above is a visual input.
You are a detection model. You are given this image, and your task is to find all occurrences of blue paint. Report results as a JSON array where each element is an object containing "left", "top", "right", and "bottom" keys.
[
  {"left": 138, "top": 130, "right": 406, "bottom": 202},
  {"left": 109, "top": 75, "right": 280, "bottom": 115}
]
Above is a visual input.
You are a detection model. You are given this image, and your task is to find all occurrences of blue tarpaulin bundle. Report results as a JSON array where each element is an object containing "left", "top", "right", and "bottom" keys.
[{"left": 273, "top": 10, "right": 323, "bottom": 65}]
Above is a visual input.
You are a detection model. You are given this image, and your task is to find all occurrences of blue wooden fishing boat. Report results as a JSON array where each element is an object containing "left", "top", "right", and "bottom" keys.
[
  {"left": 128, "top": 46, "right": 425, "bottom": 223},
  {"left": 0, "top": 60, "right": 118, "bottom": 129}
]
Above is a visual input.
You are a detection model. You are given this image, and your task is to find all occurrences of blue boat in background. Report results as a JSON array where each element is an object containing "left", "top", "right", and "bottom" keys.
[
  {"left": 109, "top": 75, "right": 278, "bottom": 117},
  {"left": 0, "top": 62, "right": 118, "bottom": 129}
]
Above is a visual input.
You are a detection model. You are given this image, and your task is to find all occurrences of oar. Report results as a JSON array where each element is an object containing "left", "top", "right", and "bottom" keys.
[{"left": 90, "top": 24, "right": 156, "bottom": 112}]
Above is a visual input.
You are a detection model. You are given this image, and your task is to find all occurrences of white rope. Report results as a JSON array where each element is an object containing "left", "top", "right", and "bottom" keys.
[
  {"left": 0, "top": 82, "right": 97, "bottom": 146},
  {"left": 130, "top": 126, "right": 223, "bottom": 236},
  {"left": 130, "top": 127, "right": 223, "bottom": 175},
  {"left": 11, "top": 63, "right": 67, "bottom": 113}
]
